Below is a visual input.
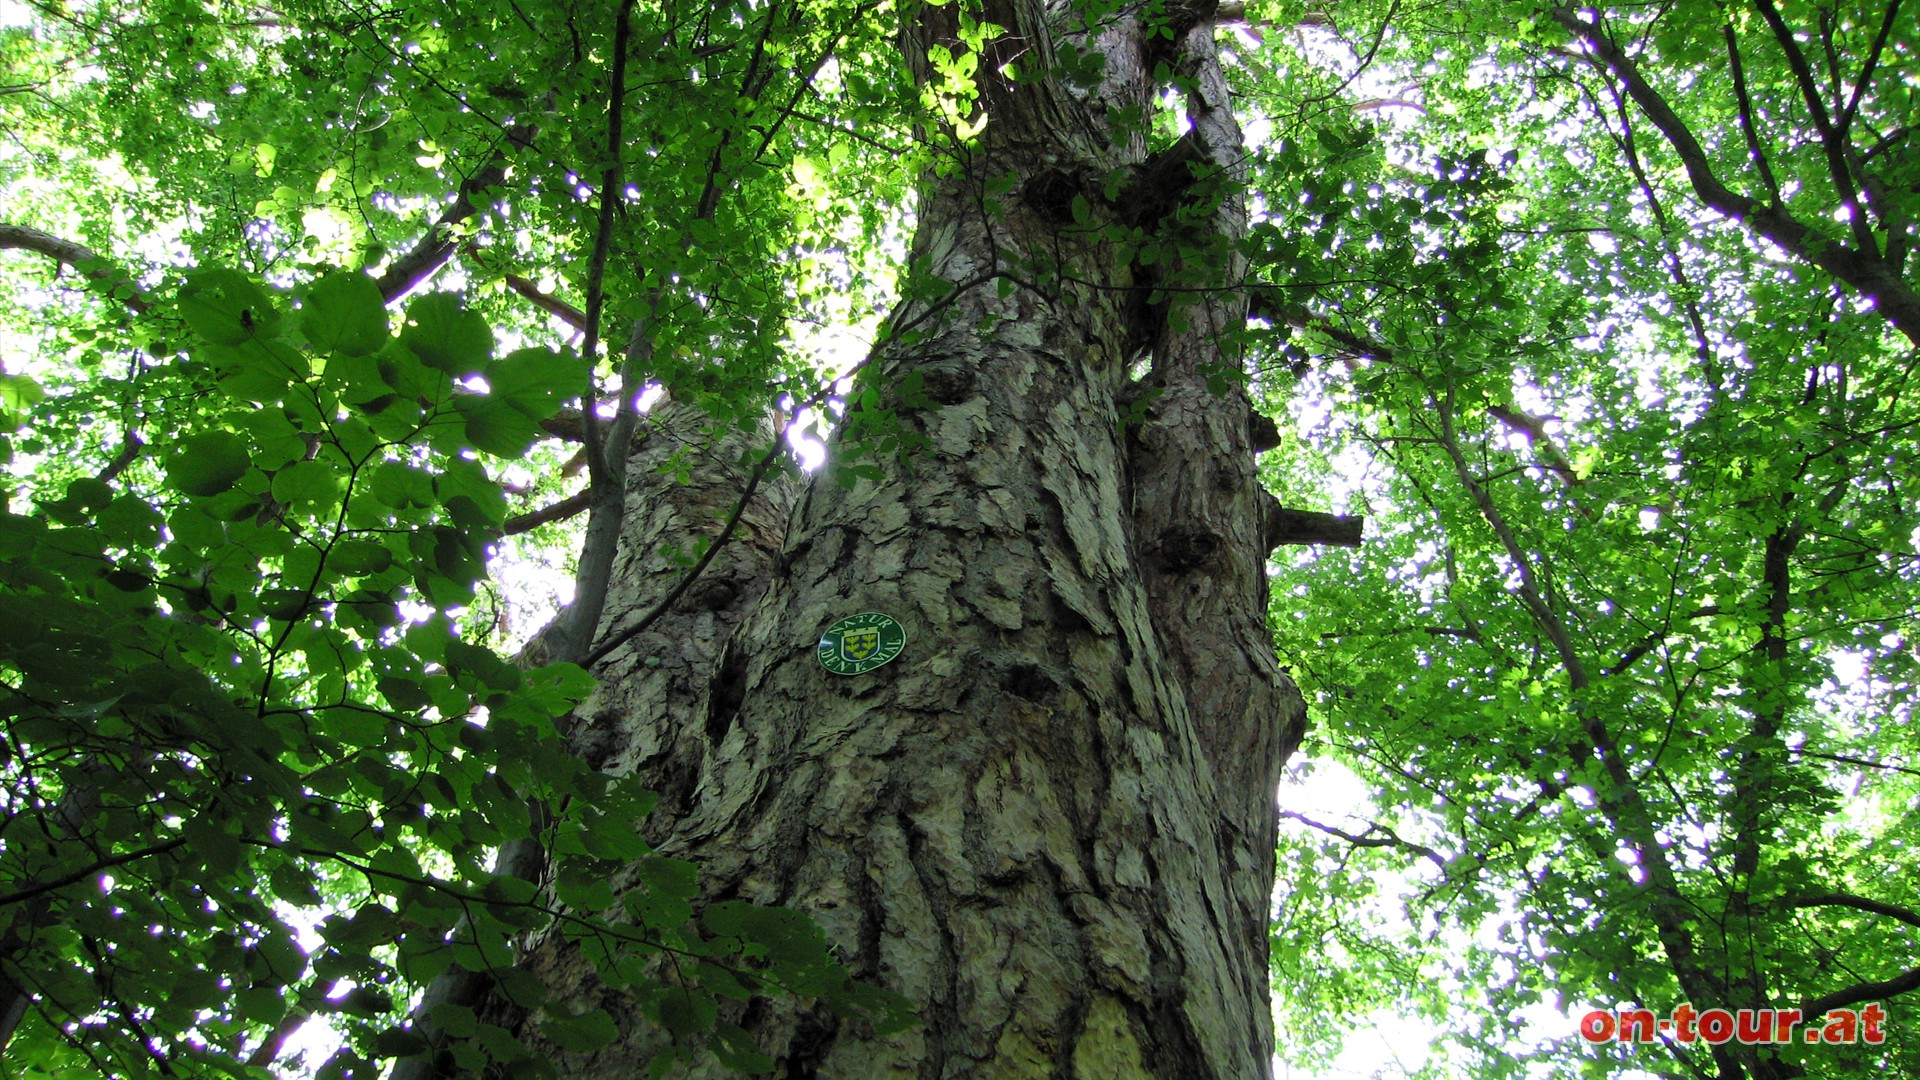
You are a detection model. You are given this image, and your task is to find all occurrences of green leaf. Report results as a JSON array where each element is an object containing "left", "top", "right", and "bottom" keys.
[
  {"left": 331, "top": 539, "right": 394, "bottom": 575},
  {"left": 370, "top": 460, "right": 435, "bottom": 509},
  {"left": 371, "top": 1027, "right": 432, "bottom": 1059},
  {"left": 491, "top": 967, "right": 550, "bottom": 1010},
  {"left": 653, "top": 991, "right": 716, "bottom": 1038},
  {"left": 271, "top": 458, "right": 340, "bottom": 513},
  {"left": 259, "top": 587, "right": 314, "bottom": 620},
  {"left": 709, "top": 1023, "right": 774, "bottom": 1071},
  {"left": 165, "top": 430, "right": 252, "bottom": 497},
  {"left": 0, "top": 373, "right": 44, "bottom": 429},
  {"left": 377, "top": 676, "right": 432, "bottom": 711},
  {"left": 486, "top": 346, "right": 589, "bottom": 419},
  {"left": 428, "top": 1002, "right": 478, "bottom": 1039},
  {"left": 179, "top": 268, "right": 279, "bottom": 347},
  {"left": 455, "top": 393, "right": 544, "bottom": 457},
  {"left": 539, "top": 1008, "right": 618, "bottom": 1053},
  {"left": 401, "top": 293, "right": 492, "bottom": 377},
  {"left": 301, "top": 272, "right": 390, "bottom": 356}
]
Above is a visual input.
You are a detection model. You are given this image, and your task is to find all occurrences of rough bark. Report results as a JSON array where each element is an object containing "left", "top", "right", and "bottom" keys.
[{"left": 512, "top": 5, "right": 1305, "bottom": 1077}]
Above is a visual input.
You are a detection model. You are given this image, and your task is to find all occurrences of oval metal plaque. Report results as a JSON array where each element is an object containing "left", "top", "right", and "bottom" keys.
[{"left": 817, "top": 612, "right": 906, "bottom": 675}]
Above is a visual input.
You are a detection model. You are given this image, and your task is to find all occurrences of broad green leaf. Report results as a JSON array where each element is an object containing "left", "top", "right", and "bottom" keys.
[
  {"left": 401, "top": 293, "right": 492, "bottom": 376},
  {"left": 454, "top": 393, "right": 544, "bottom": 457},
  {"left": 539, "top": 1008, "right": 618, "bottom": 1053},
  {"left": 0, "top": 373, "right": 44, "bottom": 429},
  {"left": 485, "top": 346, "right": 590, "bottom": 418},
  {"left": 301, "top": 271, "right": 390, "bottom": 356},
  {"left": 331, "top": 539, "right": 395, "bottom": 576},
  {"left": 178, "top": 269, "right": 279, "bottom": 347},
  {"left": 271, "top": 458, "right": 340, "bottom": 513},
  {"left": 165, "top": 430, "right": 252, "bottom": 497},
  {"left": 428, "top": 1003, "right": 478, "bottom": 1039}
]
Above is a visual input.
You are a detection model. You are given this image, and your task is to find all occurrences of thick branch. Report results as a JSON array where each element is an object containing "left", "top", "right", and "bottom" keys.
[
  {"left": 1782, "top": 892, "right": 1920, "bottom": 929},
  {"left": 0, "top": 222, "right": 151, "bottom": 314},
  {"left": 460, "top": 244, "right": 589, "bottom": 330},
  {"left": 376, "top": 123, "right": 536, "bottom": 303},
  {"left": 1485, "top": 404, "right": 1581, "bottom": 490},
  {"left": 1799, "top": 963, "right": 1920, "bottom": 1018},
  {"left": 1250, "top": 291, "right": 1388, "bottom": 362},
  {"left": 502, "top": 272, "right": 587, "bottom": 330},
  {"left": 503, "top": 489, "right": 592, "bottom": 535},
  {"left": 1551, "top": 7, "right": 1920, "bottom": 345},
  {"left": 1749, "top": 0, "right": 1874, "bottom": 252},
  {"left": 245, "top": 1010, "right": 310, "bottom": 1068},
  {"left": 1263, "top": 503, "right": 1363, "bottom": 548},
  {"left": 95, "top": 432, "right": 143, "bottom": 484}
]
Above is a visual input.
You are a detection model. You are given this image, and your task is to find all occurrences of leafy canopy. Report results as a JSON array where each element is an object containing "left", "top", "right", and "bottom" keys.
[{"left": 0, "top": 0, "right": 919, "bottom": 1073}]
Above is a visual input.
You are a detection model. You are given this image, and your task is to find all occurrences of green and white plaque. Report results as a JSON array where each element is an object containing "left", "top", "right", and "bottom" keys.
[{"left": 818, "top": 612, "right": 906, "bottom": 675}]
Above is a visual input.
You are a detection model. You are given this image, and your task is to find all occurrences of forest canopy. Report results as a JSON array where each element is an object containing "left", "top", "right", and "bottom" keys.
[{"left": 0, "top": 0, "right": 1915, "bottom": 1078}]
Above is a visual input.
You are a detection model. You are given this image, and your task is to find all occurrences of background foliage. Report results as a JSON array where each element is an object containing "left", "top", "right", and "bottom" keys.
[
  {"left": 0, "top": 0, "right": 914, "bottom": 1074},
  {"left": 1249, "top": 3, "right": 1918, "bottom": 1078}
]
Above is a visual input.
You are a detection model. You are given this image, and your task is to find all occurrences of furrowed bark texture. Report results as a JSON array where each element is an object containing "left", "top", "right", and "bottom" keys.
[{"left": 520, "top": 4, "right": 1304, "bottom": 1077}]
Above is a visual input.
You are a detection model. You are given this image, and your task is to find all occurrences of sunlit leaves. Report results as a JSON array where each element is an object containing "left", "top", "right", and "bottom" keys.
[
  {"left": 0, "top": 235, "right": 900, "bottom": 1076},
  {"left": 1253, "top": 1, "right": 1920, "bottom": 1075},
  {"left": 0, "top": 373, "right": 43, "bottom": 431},
  {"left": 0, "top": 0, "right": 937, "bottom": 1071}
]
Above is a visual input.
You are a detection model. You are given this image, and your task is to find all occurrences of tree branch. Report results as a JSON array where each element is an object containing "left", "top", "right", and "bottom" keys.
[
  {"left": 502, "top": 271, "right": 587, "bottom": 330},
  {"left": 1839, "top": 1, "right": 1902, "bottom": 141},
  {"left": 460, "top": 244, "right": 588, "bottom": 330},
  {"left": 0, "top": 836, "right": 189, "bottom": 908},
  {"left": 1551, "top": 6, "right": 1920, "bottom": 345},
  {"left": 0, "top": 222, "right": 151, "bottom": 315},
  {"left": 1430, "top": 385, "right": 1739, "bottom": 1065},
  {"left": 1599, "top": 606, "right": 1721, "bottom": 676},
  {"left": 245, "top": 1010, "right": 309, "bottom": 1068},
  {"left": 1749, "top": 0, "right": 1875, "bottom": 253},
  {"left": 94, "top": 431, "right": 143, "bottom": 484},
  {"left": 1799, "top": 963, "right": 1920, "bottom": 1018},
  {"left": 1781, "top": 892, "right": 1920, "bottom": 929},
  {"left": 503, "top": 489, "right": 591, "bottom": 535},
  {"left": 1485, "top": 404, "right": 1581, "bottom": 490},
  {"left": 1790, "top": 748, "right": 1920, "bottom": 780},
  {"left": 1593, "top": 71, "right": 1723, "bottom": 396},
  {"left": 1279, "top": 810, "right": 1449, "bottom": 870},
  {"left": 1263, "top": 503, "right": 1363, "bottom": 548},
  {"left": 376, "top": 123, "right": 536, "bottom": 304},
  {"left": 1258, "top": 292, "right": 1588, "bottom": 494},
  {"left": 1721, "top": 24, "right": 1784, "bottom": 206}
]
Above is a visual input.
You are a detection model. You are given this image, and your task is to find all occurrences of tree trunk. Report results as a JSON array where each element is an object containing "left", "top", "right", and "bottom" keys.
[{"left": 520, "top": 5, "right": 1305, "bottom": 1077}]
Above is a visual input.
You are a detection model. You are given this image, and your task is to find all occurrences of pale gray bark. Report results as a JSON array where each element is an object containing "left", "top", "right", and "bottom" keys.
[{"left": 506, "top": 5, "right": 1305, "bottom": 1077}]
